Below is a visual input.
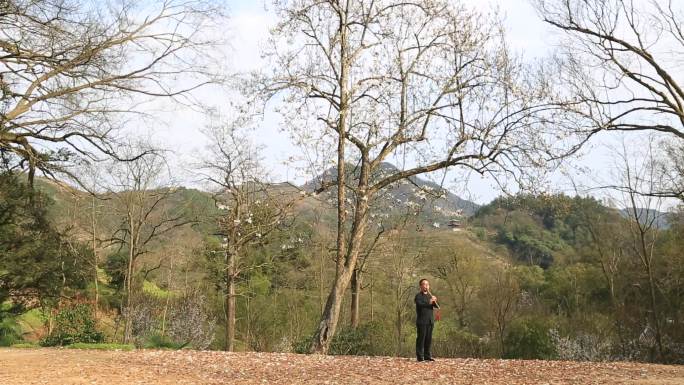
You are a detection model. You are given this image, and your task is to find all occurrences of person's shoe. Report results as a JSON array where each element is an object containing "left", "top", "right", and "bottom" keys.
[
  {"left": 425, "top": 357, "right": 435, "bottom": 361},
  {"left": 416, "top": 358, "right": 424, "bottom": 362}
]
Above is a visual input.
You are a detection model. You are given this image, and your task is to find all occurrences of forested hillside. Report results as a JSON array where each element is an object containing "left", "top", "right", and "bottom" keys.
[{"left": 2, "top": 170, "right": 682, "bottom": 363}]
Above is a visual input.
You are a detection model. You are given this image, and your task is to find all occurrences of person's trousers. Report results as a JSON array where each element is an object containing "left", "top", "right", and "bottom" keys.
[{"left": 416, "top": 322, "right": 434, "bottom": 360}]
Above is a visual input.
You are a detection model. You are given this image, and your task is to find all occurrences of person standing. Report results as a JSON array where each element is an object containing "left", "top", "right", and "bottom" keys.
[{"left": 415, "top": 278, "right": 438, "bottom": 362}]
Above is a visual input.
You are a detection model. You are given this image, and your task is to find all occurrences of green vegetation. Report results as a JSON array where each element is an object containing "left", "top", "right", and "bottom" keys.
[
  {"left": 0, "top": 169, "right": 90, "bottom": 316},
  {"left": 17, "top": 309, "right": 44, "bottom": 330},
  {"left": 142, "top": 280, "right": 174, "bottom": 299},
  {"left": 0, "top": 316, "right": 21, "bottom": 346},
  {"left": 504, "top": 318, "right": 556, "bottom": 359},
  {"left": 40, "top": 304, "right": 103, "bottom": 347},
  {"left": 470, "top": 194, "right": 684, "bottom": 363},
  {"left": 65, "top": 343, "right": 135, "bottom": 351},
  {"left": 10, "top": 343, "right": 39, "bottom": 348},
  {"left": 143, "top": 334, "right": 188, "bottom": 350},
  {"left": 2, "top": 166, "right": 683, "bottom": 363}
]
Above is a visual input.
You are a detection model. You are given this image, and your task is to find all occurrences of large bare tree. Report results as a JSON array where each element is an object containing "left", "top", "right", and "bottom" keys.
[
  {"left": 535, "top": 1, "right": 680, "bottom": 358},
  {"left": 535, "top": 0, "right": 684, "bottom": 199},
  {"left": 0, "top": 0, "right": 224, "bottom": 184},
  {"left": 260, "top": 0, "right": 560, "bottom": 353}
]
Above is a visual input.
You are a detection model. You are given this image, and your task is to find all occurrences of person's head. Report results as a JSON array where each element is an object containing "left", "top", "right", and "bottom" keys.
[{"left": 419, "top": 278, "right": 429, "bottom": 293}]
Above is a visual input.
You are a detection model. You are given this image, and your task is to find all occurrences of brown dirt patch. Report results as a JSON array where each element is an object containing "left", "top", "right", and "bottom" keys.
[{"left": 1, "top": 348, "right": 682, "bottom": 384}]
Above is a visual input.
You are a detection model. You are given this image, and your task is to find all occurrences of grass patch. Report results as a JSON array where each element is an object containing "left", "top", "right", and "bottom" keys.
[
  {"left": 10, "top": 343, "right": 39, "bottom": 348},
  {"left": 143, "top": 334, "right": 189, "bottom": 350},
  {"left": 17, "top": 308, "right": 45, "bottom": 335},
  {"left": 66, "top": 343, "right": 135, "bottom": 351},
  {"left": 17, "top": 308, "right": 44, "bottom": 325},
  {"left": 142, "top": 280, "right": 174, "bottom": 299},
  {"left": 0, "top": 316, "right": 21, "bottom": 346}
]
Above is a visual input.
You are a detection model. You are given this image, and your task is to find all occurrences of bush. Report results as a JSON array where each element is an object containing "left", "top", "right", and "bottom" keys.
[
  {"left": 126, "top": 289, "right": 214, "bottom": 349},
  {"left": 293, "top": 334, "right": 313, "bottom": 354},
  {"left": 434, "top": 325, "right": 490, "bottom": 358},
  {"left": 40, "top": 304, "right": 103, "bottom": 346},
  {"left": 125, "top": 294, "right": 160, "bottom": 345},
  {"left": 329, "top": 322, "right": 386, "bottom": 356},
  {"left": 504, "top": 318, "right": 555, "bottom": 359},
  {"left": 293, "top": 322, "right": 388, "bottom": 356},
  {"left": 165, "top": 290, "right": 215, "bottom": 350},
  {"left": 549, "top": 329, "right": 613, "bottom": 361},
  {"left": 473, "top": 227, "right": 487, "bottom": 240},
  {"left": 143, "top": 333, "right": 188, "bottom": 350},
  {"left": 0, "top": 317, "right": 22, "bottom": 346}
]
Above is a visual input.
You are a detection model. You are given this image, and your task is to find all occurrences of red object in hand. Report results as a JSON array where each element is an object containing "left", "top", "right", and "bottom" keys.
[{"left": 435, "top": 308, "right": 441, "bottom": 321}]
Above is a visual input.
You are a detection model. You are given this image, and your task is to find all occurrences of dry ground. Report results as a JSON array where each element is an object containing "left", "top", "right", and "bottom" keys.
[{"left": 1, "top": 348, "right": 683, "bottom": 385}]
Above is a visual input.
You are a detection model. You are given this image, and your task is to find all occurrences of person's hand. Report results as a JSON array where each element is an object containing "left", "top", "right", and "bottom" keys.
[{"left": 431, "top": 296, "right": 437, "bottom": 303}]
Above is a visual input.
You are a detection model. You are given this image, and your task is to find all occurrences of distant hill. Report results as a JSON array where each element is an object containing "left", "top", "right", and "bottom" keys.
[
  {"left": 618, "top": 207, "right": 672, "bottom": 229},
  {"left": 301, "top": 162, "right": 479, "bottom": 228},
  {"left": 29, "top": 165, "right": 480, "bottom": 269}
]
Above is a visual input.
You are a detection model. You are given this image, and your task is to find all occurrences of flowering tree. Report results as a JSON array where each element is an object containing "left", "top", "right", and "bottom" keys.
[
  {"left": 200, "top": 121, "right": 294, "bottom": 351},
  {"left": 261, "top": 0, "right": 561, "bottom": 353}
]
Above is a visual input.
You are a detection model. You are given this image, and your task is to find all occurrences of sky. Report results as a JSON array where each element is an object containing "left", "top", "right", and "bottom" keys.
[{"left": 149, "top": 0, "right": 665, "bottom": 207}]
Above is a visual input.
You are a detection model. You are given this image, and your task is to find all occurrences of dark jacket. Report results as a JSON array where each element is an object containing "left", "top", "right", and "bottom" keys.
[{"left": 415, "top": 292, "right": 436, "bottom": 324}]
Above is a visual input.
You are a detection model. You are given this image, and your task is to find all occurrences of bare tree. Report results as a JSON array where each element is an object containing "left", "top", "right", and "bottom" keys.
[
  {"left": 104, "top": 145, "right": 194, "bottom": 344},
  {"left": 200, "top": 120, "right": 294, "bottom": 352},
  {"left": 0, "top": 0, "right": 224, "bottom": 185},
  {"left": 479, "top": 265, "right": 520, "bottom": 358},
  {"left": 654, "top": 142, "right": 684, "bottom": 200},
  {"left": 434, "top": 242, "right": 485, "bottom": 329},
  {"left": 535, "top": 0, "right": 684, "bottom": 192},
  {"left": 260, "top": 0, "right": 558, "bottom": 353},
  {"left": 66, "top": 165, "right": 107, "bottom": 316},
  {"left": 59, "top": 190, "right": 104, "bottom": 318},
  {"left": 613, "top": 140, "right": 667, "bottom": 360}
]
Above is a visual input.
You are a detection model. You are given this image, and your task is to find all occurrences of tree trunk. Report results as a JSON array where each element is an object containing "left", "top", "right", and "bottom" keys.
[
  {"left": 646, "top": 263, "right": 664, "bottom": 360},
  {"left": 370, "top": 270, "right": 374, "bottom": 323},
  {"left": 91, "top": 195, "right": 99, "bottom": 318},
  {"left": 161, "top": 256, "right": 173, "bottom": 337},
  {"left": 123, "top": 219, "right": 136, "bottom": 344},
  {"left": 161, "top": 294, "right": 170, "bottom": 337},
  {"left": 308, "top": 4, "right": 352, "bottom": 354},
  {"left": 310, "top": 192, "right": 371, "bottom": 353},
  {"left": 225, "top": 251, "right": 236, "bottom": 352},
  {"left": 310, "top": 267, "right": 350, "bottom": 353},
  {"left": 246, "top": 287, "right": 251, "bottom": 349},
  {"left": 313, "top": 122, "right": 347, "bottom": 354},
  {"left": 350, "top": 268, "right": 361, "bottom": 328},
  {"left": 319, "top": 244, "right": 325, "bottom": 315},
  {"left": 395, "top": 307, "right": 403, "bottom": 356}
]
